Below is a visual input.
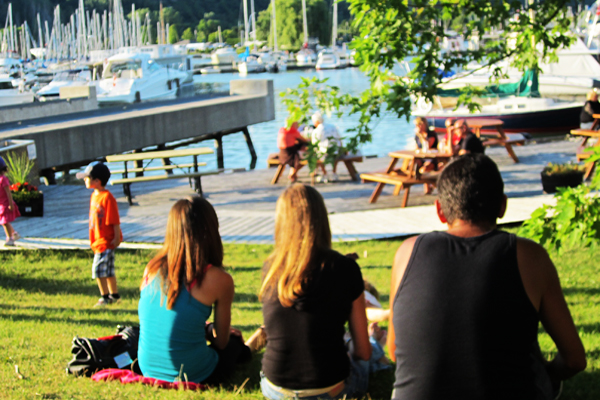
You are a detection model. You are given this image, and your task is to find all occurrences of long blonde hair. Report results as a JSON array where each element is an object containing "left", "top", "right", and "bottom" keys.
[
  {"left": 259, "top": 184, "right": 332, "bottom": 307},
  {"left": 144, "top": 196, "right": 223, "bottom": 309}
]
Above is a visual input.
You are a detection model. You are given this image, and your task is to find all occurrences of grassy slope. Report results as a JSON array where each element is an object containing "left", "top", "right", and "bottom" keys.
[{"left": 0, "top": 238, "right": 598, "bottom": 399}]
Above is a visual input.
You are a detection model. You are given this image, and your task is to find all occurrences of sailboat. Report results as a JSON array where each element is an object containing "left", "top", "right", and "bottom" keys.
[
  {"left": 440, "top": 38, "right": 600, "bottom": 97},
  {"left": 413, "top": 70, "right": 582, "bottom": 135},
  {"left": 295, "top": 0, "right": 316, "bottom": 67}
]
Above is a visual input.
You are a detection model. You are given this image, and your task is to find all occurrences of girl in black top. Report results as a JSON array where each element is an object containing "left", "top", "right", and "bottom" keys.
[{"left": 259, "top": 183, "right": 371, "bottom": 399}]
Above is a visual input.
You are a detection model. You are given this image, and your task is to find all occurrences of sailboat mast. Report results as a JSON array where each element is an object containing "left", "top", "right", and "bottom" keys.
[
  {"left": 331, "top": 0, "right": 337, "bottom": 48},
  {"left": 243, "top": 0, "right": 249, "bottom": 45},
  {"left": 301, "top": 0, "right": 308, "bottom": 45},
  {"left": 251, "top": 0, "right": 257, "bottom": 47},
  {"left": 271, "top": 0, "right": 277, "bottom": 51}
]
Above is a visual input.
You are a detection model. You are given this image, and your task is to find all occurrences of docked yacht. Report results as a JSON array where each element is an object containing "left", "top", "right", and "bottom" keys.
[
  {"left": 238, "top": 54, "right": 266, "bottom": 75},
  {"left": 0, "top": 77, "right": 34, "bottom": 106},
  {"left": 37, "top": 68, "right": 96, "bottom": 100},
  {"left": 296, "top": 48, "right": 316, "bottom": 67},
  {"left": 97, "top": 53, "right": 188, "bottom": 105},
  {"left": 211, "top": 47, "right": 238, "bottom": 65},
  {"left": 315, "top": 50, "right": 342, "bottom": 70}
]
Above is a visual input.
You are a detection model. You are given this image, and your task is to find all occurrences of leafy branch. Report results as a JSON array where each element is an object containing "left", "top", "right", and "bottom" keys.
[
  {"left": 280, "top": 77, "right": 378, "bottom": 172},
  {"left": 519, "top": 148, "right": 600, "bottom": 251}
]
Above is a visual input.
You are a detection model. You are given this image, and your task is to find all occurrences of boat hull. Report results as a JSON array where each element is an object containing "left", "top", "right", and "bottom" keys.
[{"left": 420, "top": 105, "right": 581, "bottom": 135}]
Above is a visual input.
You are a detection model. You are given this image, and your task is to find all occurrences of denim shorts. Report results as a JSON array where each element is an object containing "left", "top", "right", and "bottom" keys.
[
  {"left": 261, "top": 357, "right": 369, "bottom": 400},
  {"left": 92, "top": 249, "right": 115, "bottom": 279}
]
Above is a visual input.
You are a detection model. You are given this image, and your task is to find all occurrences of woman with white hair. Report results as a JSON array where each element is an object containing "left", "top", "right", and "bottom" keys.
[
  {"left": 310, "top": 112, "right": 343, "bottom": 182},
  {"left": 580, "top": 90, "right": 600, "bottom": 129}
]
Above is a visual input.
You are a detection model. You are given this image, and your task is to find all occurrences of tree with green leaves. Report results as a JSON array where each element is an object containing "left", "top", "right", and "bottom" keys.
[
  {"left": 346, "top": 0, "right": 574, "bottom": 120},
  {"left": 168, "top": 24, "right": 179, "bottom": 44},
  {"left": 254, "top": 0, "right": 331, "bottom": 50},
  {"left": 181, "top": 27, "right": 194, "bottom": 41},
  {"left": 196, "top": 12, "right": 219, "bottom": 43}
]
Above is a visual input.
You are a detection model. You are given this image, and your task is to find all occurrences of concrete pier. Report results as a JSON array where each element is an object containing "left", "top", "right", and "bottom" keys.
[{"left": 0, "top": 80, "right": 275, "bottom": 175}]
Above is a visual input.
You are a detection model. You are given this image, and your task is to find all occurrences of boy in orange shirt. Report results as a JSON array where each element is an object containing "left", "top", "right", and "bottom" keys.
[{"left": 77, "top": 162, "right": 123, "bottom": 307}]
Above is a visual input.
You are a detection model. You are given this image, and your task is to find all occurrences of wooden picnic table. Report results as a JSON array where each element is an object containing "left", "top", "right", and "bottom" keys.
[
  {"left": 467, "top": 118, "right": 524, "bottom": 163},
  {"left": 106, "top": 147, "right": 215, "bottom": 205},
  {"left": 570, "top": 124, "right": 600, "bottom": 180},
  {"left": 360, "top": 150, "right": 452, "bottom": 206}
]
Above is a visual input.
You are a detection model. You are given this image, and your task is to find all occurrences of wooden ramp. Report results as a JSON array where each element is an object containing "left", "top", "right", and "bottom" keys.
[{"left": 3, "top": 138, "right": 578, "bottom": 249}]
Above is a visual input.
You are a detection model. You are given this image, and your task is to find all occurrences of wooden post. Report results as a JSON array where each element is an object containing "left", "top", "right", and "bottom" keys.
[
  {"left": 157, "top": 143, "right": 172, "bottom": 175},
  {"left": 242, "top": 127, "right": 257, "bottom": 170},
  {"left": 133, "top": 149, "right": 144, "bottom": 177},
  {"left": 214, "top": 135, "right": 224, "bottom": 169}
]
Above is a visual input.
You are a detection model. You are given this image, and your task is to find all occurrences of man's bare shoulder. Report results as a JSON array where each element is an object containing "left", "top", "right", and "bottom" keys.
[{"left": 515, "top": 236, "right": 555, "bottom": 311}]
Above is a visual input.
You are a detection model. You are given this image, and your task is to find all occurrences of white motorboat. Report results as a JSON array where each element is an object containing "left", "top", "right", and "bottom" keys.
[
  {"left": 97, "top": 53, "right": 188, "bottom": 105},
  {"left": 238, "top": 55, "right": 266, "bottom": 75},
  {"left": 37, "top": 68, "right": 96, "bottom": 100},
  {"left": 135, "top": 45, "right": 194, "bottom": 84},
  {"left": 316, "top": 50, "right": 341, "bottom": 70},
  {"left": 211, "top": 47, "right": 238, "bottom": 65},
  {"left": 0, "top": 77, "right": 34, "bottom": 106},
  {"left": 296, "top": 48, "right": 316, "bottom": 67}
]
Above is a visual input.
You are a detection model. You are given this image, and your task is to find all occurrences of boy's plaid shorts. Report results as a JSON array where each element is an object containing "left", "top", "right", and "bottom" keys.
[{"left": 92, "top": 249, "right": 115, "bottom": 279}]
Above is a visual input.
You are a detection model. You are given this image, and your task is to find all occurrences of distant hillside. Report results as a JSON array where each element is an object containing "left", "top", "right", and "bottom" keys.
[
  {"left": 0, "top": 0, "right": 352, "bottom": 47},
  {"left": 0, "top": 0, "right": 270, "bottom": 31}
]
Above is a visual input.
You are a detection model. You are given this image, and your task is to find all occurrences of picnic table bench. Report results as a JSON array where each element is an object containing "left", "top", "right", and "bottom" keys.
[
  {"left": 106, "top": 147, "right": 216, "bottom": 205},
  {"left": 360, "top": 150, "right": 451, "bottom": 206},
  {"left": 468, "top": 118, "right": 526, "bottom": 162},
  {"left": 266, "top": 153, "right": 363, "bottom": 185},
  {"left": 570, "top": 128, "right": 600, "bottom": 180}
]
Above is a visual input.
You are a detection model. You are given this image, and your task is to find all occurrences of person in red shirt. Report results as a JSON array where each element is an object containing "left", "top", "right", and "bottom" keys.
[
  {"left": 278, "top": 120, "right": 309, "bottom": 182},
  {"left": 77, "top": 162, "right": 123, "bottom": 307}
]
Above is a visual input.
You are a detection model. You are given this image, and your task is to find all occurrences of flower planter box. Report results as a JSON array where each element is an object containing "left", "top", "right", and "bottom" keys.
[
  {"left": 540, "top": 172, "right": 584, "bottom": 194},
  {"left": 16, "top": 192, "right": 44, "bottom": 217}
]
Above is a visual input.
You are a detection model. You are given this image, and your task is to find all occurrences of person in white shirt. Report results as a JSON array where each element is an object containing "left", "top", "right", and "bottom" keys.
[{"left": 310, "top": 112, "right": 343, "bottom": 182}]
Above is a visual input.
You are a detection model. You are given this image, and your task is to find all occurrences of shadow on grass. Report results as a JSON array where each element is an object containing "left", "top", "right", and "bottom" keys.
[
  {"left": 0, "top": 274, "right": 140, "bottom": 298},
  {"left": 564, "top": 368, "right": 600, "bottom": 399},
  {"left": 235, "top": 292, "right": 259, "bottom": 302},
  {"left": 563, "top": 287, "right": 600, "bottom": 296}
]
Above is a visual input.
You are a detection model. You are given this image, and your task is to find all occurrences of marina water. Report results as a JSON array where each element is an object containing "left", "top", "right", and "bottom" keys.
[{"left": 185, "top": 68, "right": 414, "bottom": 171}]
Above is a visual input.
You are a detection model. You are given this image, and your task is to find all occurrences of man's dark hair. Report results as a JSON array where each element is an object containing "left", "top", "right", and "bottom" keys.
[{"left": 437, "top": 154, "right": 504, "bottom": 225}]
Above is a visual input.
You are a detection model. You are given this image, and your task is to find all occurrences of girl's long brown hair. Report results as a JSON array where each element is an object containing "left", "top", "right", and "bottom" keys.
[
  {"left": 259, "top": 184, "right": 331, "bottom": 307},
  {"left": 145, "top": 196, "right": 223, "bottom": 309}
]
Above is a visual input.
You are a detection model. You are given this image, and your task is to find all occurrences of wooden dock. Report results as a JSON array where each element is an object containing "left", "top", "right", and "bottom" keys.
[{"left": 4, "top": 137, "right": 580, "bottom": 250}]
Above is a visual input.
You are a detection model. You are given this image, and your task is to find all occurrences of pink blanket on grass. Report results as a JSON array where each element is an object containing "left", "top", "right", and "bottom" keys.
[{"left": 91, "top": 369, "right": 207, "bottom": 390}]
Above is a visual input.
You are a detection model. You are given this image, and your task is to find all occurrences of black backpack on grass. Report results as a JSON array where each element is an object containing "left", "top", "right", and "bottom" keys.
[{"left": 66, "top": 325, "right": 141, "bottom": 377}]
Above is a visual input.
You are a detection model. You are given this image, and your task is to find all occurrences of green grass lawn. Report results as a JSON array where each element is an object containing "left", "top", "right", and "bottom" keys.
[{"left": 0, "top": 238, "right": 599, "bottom": 399}]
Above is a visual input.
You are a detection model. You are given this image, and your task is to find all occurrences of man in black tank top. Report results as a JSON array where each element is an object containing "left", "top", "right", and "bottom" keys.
[{"left": 388, "top": 154, "right": 586, "bottom": 400}]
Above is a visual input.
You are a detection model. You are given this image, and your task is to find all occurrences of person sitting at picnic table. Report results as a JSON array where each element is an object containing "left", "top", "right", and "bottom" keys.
[
  {"left": 414, "top": 116, "right": 439, "bottom": 152},
  {"left": 441, "top": 118, "right": 460, "bottom": 154},
  {"left": 278, "top": 120, "right": 309, "bottom": 183},
  {"left": 138, "top": 196, "right": 251, "bottom": 385},
  {"left": 580, "top": 89, "right": 600, "bottom": 130},
  {"left": 260, "top": 183, "right": 371, "bottom": 400},
  {"left": 453, "top": 119, "right": 484, "bottom": 156},
  {"left": 387, "top": 154, "right": 586, "bottom": 400},
  {"left": 311, "top": 111, "right": 343, "bottom": 182}
]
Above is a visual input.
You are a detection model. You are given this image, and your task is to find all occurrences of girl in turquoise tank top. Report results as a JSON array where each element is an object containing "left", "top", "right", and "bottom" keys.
[{"left": 138, "top": 196, "right": 251, "bottom": 384}]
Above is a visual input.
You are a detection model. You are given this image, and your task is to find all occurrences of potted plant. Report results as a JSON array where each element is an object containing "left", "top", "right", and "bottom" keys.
[
  {"left": 540, "top": 162, "right": 585, "bottom": 194},
  {"left": 5, "top": 151, "right": 44, "bottom": 217}
]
